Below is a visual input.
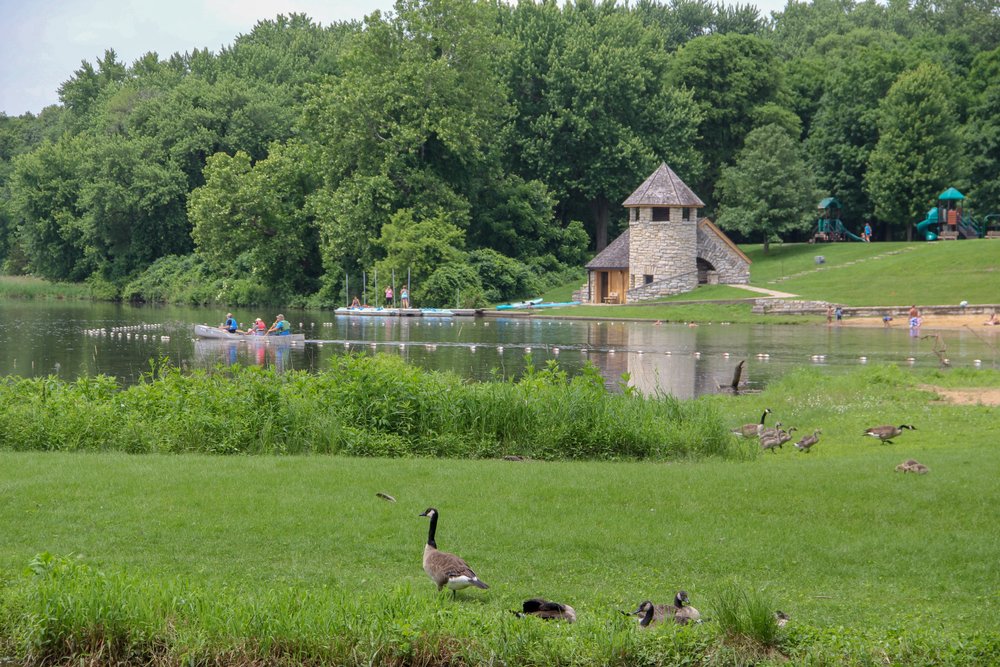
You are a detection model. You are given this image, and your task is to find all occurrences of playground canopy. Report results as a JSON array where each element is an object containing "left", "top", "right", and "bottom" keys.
[{"left": 939, "top": 187, "right": 965, "bottom": 201}]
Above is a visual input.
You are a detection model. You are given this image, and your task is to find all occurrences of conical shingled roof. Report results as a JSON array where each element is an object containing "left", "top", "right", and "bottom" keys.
[{"left": 623, "top": 163, "right": 704, "bottom": 208}]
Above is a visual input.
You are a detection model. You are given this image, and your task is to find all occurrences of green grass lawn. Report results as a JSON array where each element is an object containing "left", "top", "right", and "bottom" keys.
[
  {"left": 1, "top": 366, "right": 998, "bottom": 664},
  {"left": 744, "top": 240, "right": 1000, "bottom": 306}
]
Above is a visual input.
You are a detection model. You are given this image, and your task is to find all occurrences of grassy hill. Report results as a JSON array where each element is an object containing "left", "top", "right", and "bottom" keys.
[
  {"left": 744, "top": 240, "right": 999, "bottom": 306},
  {"left": 541, "top": 240, "right": 999, "bottom": 318}
]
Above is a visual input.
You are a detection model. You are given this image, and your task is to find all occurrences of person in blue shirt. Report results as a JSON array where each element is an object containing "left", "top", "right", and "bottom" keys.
[
  {"left": 221, "top": 312, "right": 238, "bottom": 333},
  {"left": 863, "top": 222, "right": 872, "bottom": 242},
  {"left": 266, "top": 314, "right": 291, "bottom": 336}
]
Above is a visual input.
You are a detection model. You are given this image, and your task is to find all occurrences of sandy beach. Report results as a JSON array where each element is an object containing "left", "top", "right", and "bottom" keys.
[{"left": 839, "top": 312, "right": 1000, "bottom": 331}]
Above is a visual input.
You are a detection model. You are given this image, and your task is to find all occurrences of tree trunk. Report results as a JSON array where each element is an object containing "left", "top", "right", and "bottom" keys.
[{"left": 591, "top": 196, "right": 610, "bottom": 251}]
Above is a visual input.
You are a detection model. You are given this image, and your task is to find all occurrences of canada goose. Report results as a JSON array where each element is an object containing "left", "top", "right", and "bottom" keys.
[
  {"left": 774, "top": 610, "right": 790, "bottom": 627},
  {"left": 910, "top": 463, "right": 930, "bottom": 474},
  {"left": 863, "top": 424, "right": 916, "bottom": 444},
  {"left": 761, "top": 426, "right": 795, "bottom": 453},
  {"left": 732, "top": 408, "right": 772, "bottom": 437},
  {"left": 632, "top": 591, "right": 701, "bottom": 627},
  {"left": 758, "top": 421, "right": 783, "bottom": 441},
  {"left": 794, "top": 429, "right": 821, "bottom": 453},
  {"left": 631, "top": 601, "right": 666, "bottom": 628},
  {"left": 418, "top": 508, "right": 489, "bottom": 598},
  {"left": 513, "top": 598, "right": 576, "bottom": 622},
  {"left": 672, "top": 590, "right": 701, "bottom": 625},
  {"left": 894, "top": 463, "right": 912, "bottom": 472}
]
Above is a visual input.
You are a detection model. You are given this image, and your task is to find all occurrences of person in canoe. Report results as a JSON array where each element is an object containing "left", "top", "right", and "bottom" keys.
[
  {"left": 266, "top": 314, "right": 291, "bottom": 336},
  {"left": 246, "top": 317, "right": 266, "bottom": 335},
  {"left": 221, "top": 312, "right": 239, "bottom": 334}
]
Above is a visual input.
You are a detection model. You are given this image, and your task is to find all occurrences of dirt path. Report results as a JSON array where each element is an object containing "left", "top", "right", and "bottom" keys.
[{"left": 921, "top": 385, "right": 1000, "bottom": 406}]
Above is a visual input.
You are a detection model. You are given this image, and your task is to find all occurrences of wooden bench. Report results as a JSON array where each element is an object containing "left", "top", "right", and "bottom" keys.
[
  {"left": 603, "top": 291, "right": 619, "bottom": 304},
  {"left": 938, "top": 230, "right": 959, "bottom": 240},
  {"left": 986, "top": 231, "right": 1000, "bottom": 239}
]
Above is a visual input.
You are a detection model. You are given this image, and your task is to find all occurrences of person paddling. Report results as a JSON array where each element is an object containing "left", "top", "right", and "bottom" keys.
[{"left": 266, "top": 314, "right": 291, "bottom": 336}]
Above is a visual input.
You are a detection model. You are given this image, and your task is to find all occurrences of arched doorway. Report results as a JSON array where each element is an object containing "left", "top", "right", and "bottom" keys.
[{"left": 696, "top": 257, "right": 718, "bottom": 284}]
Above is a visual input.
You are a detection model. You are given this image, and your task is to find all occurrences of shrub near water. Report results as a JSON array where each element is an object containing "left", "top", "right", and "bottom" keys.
[{"left": 0, "top": 355, "right": 736, "bottom": 460}]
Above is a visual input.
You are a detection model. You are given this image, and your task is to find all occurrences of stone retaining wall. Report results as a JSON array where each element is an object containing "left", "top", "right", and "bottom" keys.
[{"left": 752, "top": 299, "right": 998, "bottom": 317}]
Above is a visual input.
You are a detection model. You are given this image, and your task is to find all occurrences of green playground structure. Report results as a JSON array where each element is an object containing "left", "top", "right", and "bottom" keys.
[
  {"left": 915, "top": 187, "right": 990, "bottom": 241},
  {"left": 813, "top": 197, "right": 864, "bottom": 242}
]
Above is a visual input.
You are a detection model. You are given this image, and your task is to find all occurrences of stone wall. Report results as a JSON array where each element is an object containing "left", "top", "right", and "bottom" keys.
[
  {"left": 628, "top": 209, "right": 698, "bottom": 302},
  {"left": 696, "top": 225, "right": 750, "bottom": 284}
]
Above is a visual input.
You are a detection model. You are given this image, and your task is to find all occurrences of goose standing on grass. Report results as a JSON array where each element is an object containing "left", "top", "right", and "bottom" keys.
[
  {"left": 418, "top": 508, "right": 489, "bottom": 599},
  {"left": 863, "top": 424, "right": 916, "bottom": 444},
  {"left": 761, "top": 426, "right": 795, "bottom": 453},
  {"left": 513, "top": 598, "right": 576, "bottom": 622},
  {"left": 794, "top": 429, "right": 821, "bottom": 453},
  {"left": 732, "top": 408, "right": 772, "bottom": 437}
]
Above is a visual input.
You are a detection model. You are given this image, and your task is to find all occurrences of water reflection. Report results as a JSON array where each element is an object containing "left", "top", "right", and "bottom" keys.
[{"left": 0, "top": 300, "right": 996, "bottom": 398}]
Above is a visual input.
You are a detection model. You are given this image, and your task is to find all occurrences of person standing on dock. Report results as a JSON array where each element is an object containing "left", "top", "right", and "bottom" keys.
[
  {"left": 401, "top": 287, "right": 410, "bottom": 308},
  {"left": 385, "top": 285, "right": 394, "bottom": 307}
]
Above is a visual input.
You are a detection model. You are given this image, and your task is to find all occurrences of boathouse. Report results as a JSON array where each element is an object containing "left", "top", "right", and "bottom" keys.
[{"left": 584, "top": 163, "right": 751, "bottom": 304}]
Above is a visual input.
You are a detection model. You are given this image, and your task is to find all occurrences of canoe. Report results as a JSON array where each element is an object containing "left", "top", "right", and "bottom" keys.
[
  {"left": 193, "top": 324, "right": 305, "bottom": 343},
  {"left": 420, "top": 308, "right": 454, "bottom": 316},
  {"left": 496, "top": 297, "right": 544, "bottom": 310}
]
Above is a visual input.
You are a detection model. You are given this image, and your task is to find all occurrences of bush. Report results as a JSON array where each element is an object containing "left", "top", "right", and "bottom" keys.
[
  {"left": 417, "top": 262, "right": 486, "bottom": 308},
  {"left": 468, "top": 248, "right": 541, "bottom": 303}
]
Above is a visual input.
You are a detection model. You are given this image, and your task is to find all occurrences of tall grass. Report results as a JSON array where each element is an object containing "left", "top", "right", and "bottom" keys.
[
  {"left": 0, "top": 275, "right": 98, "bottom": 300},
  {"left": 0, "top": 354, "right": 737, "bottom": 461}
]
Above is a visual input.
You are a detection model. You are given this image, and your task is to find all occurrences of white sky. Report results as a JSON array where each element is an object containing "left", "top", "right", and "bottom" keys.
[{"left": 0, "top": 0, "right": 790, "bottom": 117}]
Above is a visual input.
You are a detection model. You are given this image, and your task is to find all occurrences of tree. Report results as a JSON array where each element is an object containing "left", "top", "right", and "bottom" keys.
[
  {"left": 668, "top": 33, "right": 781, "bottom": 207},
  {"left": 962, "top": 47, "right": 1000, "bottom": 211},
  {"left": 805, "top": 39, "right": 909, "bottom": 228},
  {"left": 865, "top": 62, "right": 960, "bottom": 240},
  {"left": 374, "top": 208, "right": 466, "bottom": 289},
  {"left": 715, "top": 124, "right": 818, "bottom": 252},
  {"left": 188, "top": 143, "right": 320, "bottom": 297},
  {"left": 503, "top": 2, "right": 703, "bottom": 249}
]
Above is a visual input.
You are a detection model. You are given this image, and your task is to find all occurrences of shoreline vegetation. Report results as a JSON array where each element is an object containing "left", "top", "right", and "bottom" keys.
[
  {"left": 0, "top": 362, "right": 998, "bottom": 665},
  {"left": 3, "top": 241, "right": 998, "bottom": 328}
]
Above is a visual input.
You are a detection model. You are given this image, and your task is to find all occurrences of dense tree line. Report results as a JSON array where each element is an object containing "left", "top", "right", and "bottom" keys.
[{"left": 0, "top": 0, "right": 997, "bottom": 306}]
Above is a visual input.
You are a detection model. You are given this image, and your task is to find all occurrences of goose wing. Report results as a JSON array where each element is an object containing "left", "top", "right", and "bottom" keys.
[{"left": 426, "top": 549, "right": 489, "bottom": 589}]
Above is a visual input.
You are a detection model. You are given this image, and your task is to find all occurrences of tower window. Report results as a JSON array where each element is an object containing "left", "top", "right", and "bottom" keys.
[
  {"left": 682, "top": 207, "right": 691, "bottom": 220},
  {"left": 652, "top": 208, "right": 670, "bottom": 222},
  {"left": 644, "top": 274, "right": 654, "bottom": 285}
]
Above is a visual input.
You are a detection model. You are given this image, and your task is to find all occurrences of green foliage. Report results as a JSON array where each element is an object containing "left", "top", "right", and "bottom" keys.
[
  {"left": 716, "top": 124, "right": 818, "bottom": 250},
  {"left": 374, "top": 209, "right": 467, "bottom": 293},
  {"left": 0, "top": 355, "right": 739, "bottom": 461},
  {"left": 866, "top": 62, "right": 961, "bottom": 240},
  {"left": 467, "top": 248, "right": 540, "bottom": 303},
  {"left": 714, "top": 581, "right": 784, "bottom": 649}
]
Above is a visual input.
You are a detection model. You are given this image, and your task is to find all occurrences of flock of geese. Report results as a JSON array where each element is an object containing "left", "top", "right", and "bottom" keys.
[
  {"left": 732, "top": 408, "right": 918, "bottom": 457},
  {"left": 414, "top": 413, "right": 924, "bottom": 625},
  {"left": 419, "top": 507, "right": 703, "bottom": 626}
]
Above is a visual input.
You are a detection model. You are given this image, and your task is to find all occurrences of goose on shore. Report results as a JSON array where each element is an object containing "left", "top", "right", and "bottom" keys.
[
  {"left": 794, "top": 429, "right": 821, "bottom": 453},
  {"left": 732, "top": 408, "right": 772, "bottom": 437},
  {"left": 513, "top": 598, "right": 576, "bottom": 622},
  {"left": 863, "top": 424, "right": 916, "bottom": 444},
  {"left": 418, "top": 508, "right": 489, "bottom": 598}
]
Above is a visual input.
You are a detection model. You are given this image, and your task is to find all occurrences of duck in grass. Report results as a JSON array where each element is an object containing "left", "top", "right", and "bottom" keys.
[
  {"left": 512, "top": 598, "right": 576, "bottom": 622},
  {"left": 630, "top": 591, "right": 701, "bottom": 627},
  {"left": 418, "top": 508, "right": 489, "bottom": 599},
  {"left": 794, "top": 429, "right": 821, "bottom": 453},
  {"left": 863, "top": 424, "right": 916, "bottom": 444},
  {"left": 732, "top": 408, "right": 772, "bottom": 438}
]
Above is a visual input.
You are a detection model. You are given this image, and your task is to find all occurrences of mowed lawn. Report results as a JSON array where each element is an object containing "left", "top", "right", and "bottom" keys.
[{"left": 2, "top": 396, "right": 997, "bottom": 636}]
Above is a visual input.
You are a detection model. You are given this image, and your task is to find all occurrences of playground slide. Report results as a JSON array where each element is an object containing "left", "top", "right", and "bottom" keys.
[
  {"left": 832, "top": 219, "right": 865, "bottom": 241},
  {"left": 915, "top": 216, "right": 938, "bottom": 241}
]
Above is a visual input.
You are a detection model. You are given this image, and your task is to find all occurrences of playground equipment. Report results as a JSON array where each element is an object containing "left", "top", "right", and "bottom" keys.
[
  {"left": 915, "top": 187, "right": 987, "bottom": 241},
  {"left": 813, "top": 197, "right": 863, "bottom": 242}
]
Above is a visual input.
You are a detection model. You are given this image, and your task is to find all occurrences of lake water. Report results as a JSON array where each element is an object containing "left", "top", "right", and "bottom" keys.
[{"left": 2, "top": 300, "right": 996, "bottom": 398}]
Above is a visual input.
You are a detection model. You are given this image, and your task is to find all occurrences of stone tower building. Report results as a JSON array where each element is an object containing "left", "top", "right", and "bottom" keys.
[{"left": 585, "top": 163, "right": 750, "bottom": 304}]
